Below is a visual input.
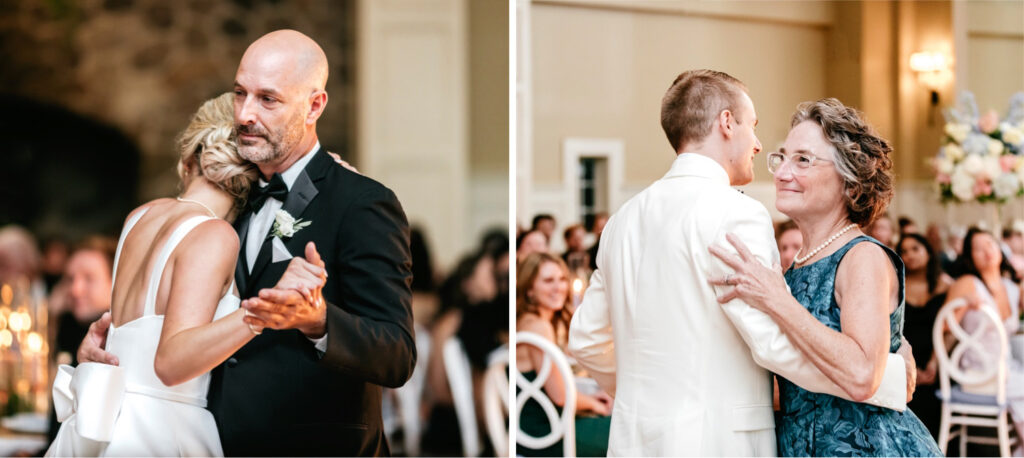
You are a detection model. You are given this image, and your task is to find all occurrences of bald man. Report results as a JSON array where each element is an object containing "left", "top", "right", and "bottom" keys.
[{"left": 80, "top": 30, "right": 415, "bottom": 456}]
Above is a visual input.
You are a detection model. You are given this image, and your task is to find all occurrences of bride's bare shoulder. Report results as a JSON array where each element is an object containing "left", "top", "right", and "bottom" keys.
[{"left": 124, "top": 198, "right": 175, "bottom": 222}]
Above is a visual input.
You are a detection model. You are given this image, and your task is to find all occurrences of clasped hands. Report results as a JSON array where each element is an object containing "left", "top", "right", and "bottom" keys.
[{"left": 242, "top": 241, "right": 329, "bottom": 338}]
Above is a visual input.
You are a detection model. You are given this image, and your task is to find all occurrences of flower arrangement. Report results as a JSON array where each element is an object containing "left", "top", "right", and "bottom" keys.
[{"left": 934, "top": 91, "right": 1024, "bottom": 203}]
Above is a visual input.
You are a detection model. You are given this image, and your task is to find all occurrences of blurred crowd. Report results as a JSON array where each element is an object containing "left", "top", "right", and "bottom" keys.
[
  {"left": 0, "top": 223, "right": 510, "bottom": 457},
  {"left": 516, "top": 210, "right": 1024, "bottom": 455},
  {"left": 514, "top": 213, "right": 613, "bottom": 456}
]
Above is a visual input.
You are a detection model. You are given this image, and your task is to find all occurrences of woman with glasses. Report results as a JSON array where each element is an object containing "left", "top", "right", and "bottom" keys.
[{"left": 709, "top": 98, "right": 941, "bottom": 456}]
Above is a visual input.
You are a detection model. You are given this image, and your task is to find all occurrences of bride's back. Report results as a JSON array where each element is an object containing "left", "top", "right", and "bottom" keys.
[{"left": 109, "top": 198, "right": 229, "bottom": 327}]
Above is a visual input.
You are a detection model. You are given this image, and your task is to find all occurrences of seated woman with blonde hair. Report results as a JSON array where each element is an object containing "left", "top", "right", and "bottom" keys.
[{"left": 516, "top": 252, "right": 612, "bottom": 457}]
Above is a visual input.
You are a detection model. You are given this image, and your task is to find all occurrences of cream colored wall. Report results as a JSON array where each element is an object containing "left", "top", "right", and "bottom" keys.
[
  {"left": 529, "top": 1, "right": 832, "bottom": 226},
  {"left": 358, "top": 0, "right": 468, "bottom": 269},
  {"left": 468, "top": 0, "right": 510, "bottom": 240},
  {"left": 964, "top": 0, "right": 1024, "bottom": 114}
]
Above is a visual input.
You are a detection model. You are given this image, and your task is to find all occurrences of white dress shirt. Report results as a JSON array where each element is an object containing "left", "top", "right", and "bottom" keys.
[{"left": 245, "top": 141, "right": 327, "bottom": 352}]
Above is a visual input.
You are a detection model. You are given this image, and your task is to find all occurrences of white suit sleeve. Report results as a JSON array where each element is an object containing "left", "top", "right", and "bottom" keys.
[
  {"left": 710, "top": 202, "right": 906, "bottom": 411},
  {"left": 568, "top": 267, "right": 617, "bottom": 396}
]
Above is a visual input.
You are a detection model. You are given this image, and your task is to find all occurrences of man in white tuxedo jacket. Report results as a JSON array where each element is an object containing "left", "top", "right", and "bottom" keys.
[{"left": 567, "top": 70, "right": 910, "bottom": 456}]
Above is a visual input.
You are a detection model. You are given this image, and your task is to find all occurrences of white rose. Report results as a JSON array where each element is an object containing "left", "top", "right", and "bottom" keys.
[
  {"left": 984, "top": 155, "right": 1002, "bottom": 179},
  {"left": 275, "top": 210, "right": 297, "bottom": 237},
  {"left": 1004, "top": 127, "right": 1024, "bottom": 146},
  {"left": 944, "top": 143, "right": 965, "bottom": 161},
  {"left": 962, "top": 154, "right": 984, "bottom": 175},
  {"left": 951, "top": 169, "right": 976, "bottom": 201},
  {"left": 945, "top": 123, "right": 970, "bottom": 143},
  {"left": 994, "top": 173, "right": 1021, "bottom": 199},
  {"left": 936, "top": 157, "right": 954, "bottom": 175},
  {"left": 988, "top": 138, "right": 1005, "bottom": 156}
]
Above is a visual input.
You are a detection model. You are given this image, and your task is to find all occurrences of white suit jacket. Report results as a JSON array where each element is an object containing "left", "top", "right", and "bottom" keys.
[{"left": 567, "top": 153, "right": 907, "bottom": 457}]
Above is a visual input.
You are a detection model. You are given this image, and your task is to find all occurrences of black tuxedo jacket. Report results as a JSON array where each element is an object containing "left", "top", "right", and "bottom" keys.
[{"left": 208, "top": 149, "right": 416, "bottom": 456}]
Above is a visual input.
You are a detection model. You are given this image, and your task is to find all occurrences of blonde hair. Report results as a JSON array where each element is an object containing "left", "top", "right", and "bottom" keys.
[{"left": 176, "top": 92, "right": 258, "bottom": 212}]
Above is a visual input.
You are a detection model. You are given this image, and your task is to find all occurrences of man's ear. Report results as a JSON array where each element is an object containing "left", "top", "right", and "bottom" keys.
[
  {"left": 306, "top": 90, "right": 328, "bottom": 125},
  {"left": 719, "top": 109, "right": 734, "bottom": 138}
]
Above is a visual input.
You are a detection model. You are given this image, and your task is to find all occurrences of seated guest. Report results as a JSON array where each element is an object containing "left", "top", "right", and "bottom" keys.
[
  {"left": 898, "top": 215, "right": 918, "bottom": 236},
  {"left": 943, "top": 228, "right": 1024, "bottom": 452},
  {"left": 531, "top": 214, "right": 557, "bottom": 242},
  {"left": 774, "top": 219, "right": 802, "bottom": 271},
  {"left": 47, "top": 235, "right": 116, "bottom": 443},
  {"left": 898, "top": 233, "right": 953, "bottom": 438},
  {"left": 587, "top": 212, "right": 609, "bottom": 271},
  {"left": 517, "top": 253, "right": 611, "bottom": 457},
  {"left": 517, "top": 229, "right": 548, "bottom": 266},
  {"left": 561, "top": 224, "right": 589, "bottom": 273},
  {"left": 865, "top": 211, "right": 895, "bottom": 247},
  {"left": 1004, "top": 222, "right": 1024, "bottom": 279}
]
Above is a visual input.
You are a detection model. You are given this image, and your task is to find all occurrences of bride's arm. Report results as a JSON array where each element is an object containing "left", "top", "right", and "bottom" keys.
[{"left": 153, "top": 220, "right": 256, "bottom": 387}]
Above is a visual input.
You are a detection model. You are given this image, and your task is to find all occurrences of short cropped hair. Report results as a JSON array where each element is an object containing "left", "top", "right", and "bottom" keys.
[{"left": 661, "top": 69, "right": 748, "bottom": 153}]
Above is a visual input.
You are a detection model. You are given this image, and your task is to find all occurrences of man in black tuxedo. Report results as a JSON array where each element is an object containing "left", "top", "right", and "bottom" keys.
[{"left": 79, "top": 30, "right": 415, "bottom": 456}]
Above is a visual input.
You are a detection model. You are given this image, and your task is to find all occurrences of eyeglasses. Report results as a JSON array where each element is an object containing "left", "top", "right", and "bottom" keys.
[{"left": 766, "top": 151, "right": 834, "bottom": 176}]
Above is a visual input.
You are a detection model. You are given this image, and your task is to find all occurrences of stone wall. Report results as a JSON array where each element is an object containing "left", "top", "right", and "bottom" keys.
[{"left": 0, "top": 0, "right": 355, "bottom": 202}]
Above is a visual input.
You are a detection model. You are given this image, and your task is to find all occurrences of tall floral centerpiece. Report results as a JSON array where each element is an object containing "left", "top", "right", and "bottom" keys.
[{"left": 934, "top": 92, "right": 1024, "bottom": 233}]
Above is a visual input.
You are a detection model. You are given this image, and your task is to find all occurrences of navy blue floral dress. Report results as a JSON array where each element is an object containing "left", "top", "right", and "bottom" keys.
[{"left": 777, "top": 236, "right": 942, "bottom": 457}]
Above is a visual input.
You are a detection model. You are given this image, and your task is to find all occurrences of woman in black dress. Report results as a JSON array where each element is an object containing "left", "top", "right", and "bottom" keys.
[{"left": 897, "top": 233, "right": 952, "bottom": 438}]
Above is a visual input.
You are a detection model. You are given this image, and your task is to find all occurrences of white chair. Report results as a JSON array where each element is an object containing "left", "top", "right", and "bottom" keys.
[
  {"left": 444, "top": 336, "right": 482, "bottom": 457},
  {"left": 933, "top": 297, "right": 1019, "bottom": 457},
  {"left": 516, "top": 331, "right": 576, "bottom": 458},
  {"left": 386, "top": 323, "right": 431, "bottom": 456},
  {"left": 483, "top": 345, "right": 510, "bottom": 457}
]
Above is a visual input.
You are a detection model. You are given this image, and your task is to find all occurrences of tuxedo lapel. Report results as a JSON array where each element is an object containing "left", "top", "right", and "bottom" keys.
[
  {"left": 247, "top": 231, "right": 275, "bottom": 293},
  {"left": 233, "top": 211, "right": 252, "bottom": 295},
  {"left": 282, "top": 168, "right": 318, "bottom": 220}
]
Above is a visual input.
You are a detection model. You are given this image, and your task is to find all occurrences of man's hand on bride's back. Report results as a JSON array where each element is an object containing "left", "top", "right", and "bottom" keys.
[{"left": 77, "top": 311, "right": 119, "bottom": 366}]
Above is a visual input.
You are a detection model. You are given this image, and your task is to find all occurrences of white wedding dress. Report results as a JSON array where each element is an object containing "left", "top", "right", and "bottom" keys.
[{"left": 47, "top": 208, "right": 239, "bottom": 457}]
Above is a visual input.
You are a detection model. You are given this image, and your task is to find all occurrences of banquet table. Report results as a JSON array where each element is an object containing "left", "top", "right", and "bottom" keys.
[{"left": 0, "top": 413, "right": 48, "bottom": 457}]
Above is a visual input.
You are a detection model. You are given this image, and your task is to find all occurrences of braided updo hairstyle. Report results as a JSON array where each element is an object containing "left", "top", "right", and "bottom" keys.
[
  {"left": 791, "top": 98, "right": 894, "bottom": 227},
  {"left": 176, "top": 92, "right": 259, "bottom": 215}
]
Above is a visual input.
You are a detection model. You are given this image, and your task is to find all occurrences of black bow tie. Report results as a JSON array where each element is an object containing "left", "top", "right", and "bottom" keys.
[{"left": 248, "top": 173, "right": 288, "bottom": 213}]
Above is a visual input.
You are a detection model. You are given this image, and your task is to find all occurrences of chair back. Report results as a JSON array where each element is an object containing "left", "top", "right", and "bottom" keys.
[
  {"left": 392, "top": 323, "right": 431, "bottom": 456},
  {"left": 443, "top": 337, "right": 481, "bottom": 457},
  {"left": 933, "top": 297, "right": 1009, "bottom": 404},
  {"left": 483, "top": 345, "right": 510, "bottom": 457},
  {"left": 515, "top": 331, "right": 576, "bottom": 458}
]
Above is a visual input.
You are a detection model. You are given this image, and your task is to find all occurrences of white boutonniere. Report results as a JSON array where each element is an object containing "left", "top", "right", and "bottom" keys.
[{"left": 271, "top": 209, "right": 312, "bottom": 239}]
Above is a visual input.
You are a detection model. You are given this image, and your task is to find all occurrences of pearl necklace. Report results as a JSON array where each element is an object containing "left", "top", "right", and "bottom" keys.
[
  {"left": 176, "top": 197, "right": 217, "bottom": 218},
  {"left": 794, "top": 223, "right": 858, "bottom": 265}
]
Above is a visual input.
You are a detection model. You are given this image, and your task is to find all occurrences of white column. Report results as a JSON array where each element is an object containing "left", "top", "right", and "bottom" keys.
[{"left": 358, "top": 0, "right": 468, "bottom": 269}]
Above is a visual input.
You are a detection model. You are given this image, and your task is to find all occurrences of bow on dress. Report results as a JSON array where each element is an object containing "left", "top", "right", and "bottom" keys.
[{"left": 52, "top": 363, "right": 127, "bottom": 442}]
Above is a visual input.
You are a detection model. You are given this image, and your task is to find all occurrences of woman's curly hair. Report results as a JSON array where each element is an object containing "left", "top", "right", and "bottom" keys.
[{"left": 791, "top": 98, "right": 894, "bottom": 227}]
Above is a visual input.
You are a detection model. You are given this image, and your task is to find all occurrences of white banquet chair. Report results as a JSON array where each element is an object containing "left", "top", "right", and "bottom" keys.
[
  {"left": 933, "top": 297, "right": 1019, "bottom": 457},
  {"left": 482, "top": 345, "right": 510, "bottom": 456},
  {"left": 516, "top": 331, "right": 576, "bottom": 458},
  {"left": 388, "top": 323, "right": 431, "bottom": 456},
  {"left": 444, "top": 336, "right": 481, "bottom": 457}
]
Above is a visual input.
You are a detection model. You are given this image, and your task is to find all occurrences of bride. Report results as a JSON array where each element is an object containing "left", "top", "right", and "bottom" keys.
[{"left": 46, "top": 92, "right": 323, "bottom": 456}]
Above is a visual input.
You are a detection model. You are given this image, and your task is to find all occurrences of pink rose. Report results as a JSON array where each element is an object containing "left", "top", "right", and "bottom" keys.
[
  {"left": 1001, "top": 155, "right": 1017, "bottom": 172},
  {"left": 974, "top": 178, "right": 993, "bottom": 196},
  {"left": 979, "top": 110, "right": 1000, "bottom": 134},
  {"left": 937, "top": 173, "right": 951, "bottom": 184}
]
